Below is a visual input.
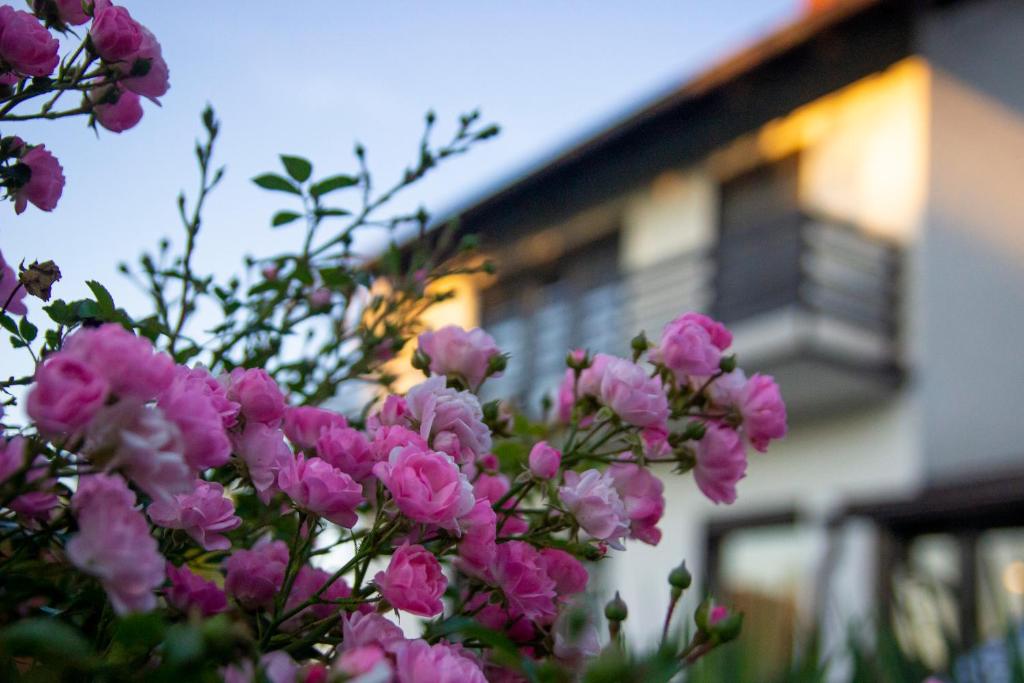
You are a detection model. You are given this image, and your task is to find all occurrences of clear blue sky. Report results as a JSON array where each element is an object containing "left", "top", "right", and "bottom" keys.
[{"left": 2, "top": 0, "right": 796, "bottom": 367}]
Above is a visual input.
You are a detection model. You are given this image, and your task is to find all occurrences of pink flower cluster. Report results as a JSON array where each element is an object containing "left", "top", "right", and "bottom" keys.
[
  {"left": 0, "top": 2, "right": 171, "bottom": 216},
  {"left": 405, "top": 375, "right": 492, "bottom": 463},
  {"left": 559, "top": 352, "right": 668, "bottom": 430},
  {"left": 417, "top": 324, "right": 502, "bottom": 388},
  {"left": 67, "top": 474, "right": 164, "bottom": 614}
]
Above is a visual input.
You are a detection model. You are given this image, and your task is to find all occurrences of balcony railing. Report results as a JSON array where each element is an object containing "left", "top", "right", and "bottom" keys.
[{"left": 627, "top": 211, "right": 903, "bottom": 416}]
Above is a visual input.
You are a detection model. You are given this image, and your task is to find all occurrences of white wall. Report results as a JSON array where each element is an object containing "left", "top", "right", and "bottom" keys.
[
  {"left": 919, "top": 0, "right": 1024, "bottom": 480},
  {"left": 605, "top": 394, "right": 923, "bottom": 643}
]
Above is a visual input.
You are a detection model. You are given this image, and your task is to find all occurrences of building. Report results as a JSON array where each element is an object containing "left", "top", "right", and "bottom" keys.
[{"left": 422, "top": 0, "right": 1024, "bottom": 673}]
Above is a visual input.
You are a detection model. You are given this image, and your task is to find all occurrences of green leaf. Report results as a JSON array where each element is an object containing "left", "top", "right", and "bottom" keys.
[
  {"left": 18, "top": 318, "right": 36, "bottom": 342},
  {"left": 280, "top": 155, "right": 312, "bottom": 183},
  {"left": 0, "top": 313, "right": 17, "bottom": 335},
  {"left": 252, "top": 173, "right": 301, "bottom": 195},
  {"left": 310, "top": 174, "right": 358, "bottom": 198},
  {"left": 0, "top": 617, "right": 93, "bottom": 665},
  {"left": 9, "top": 335, "right": 25, "bottom": 349},
  {"left": 43, "top": 299, "right": 70, "bottom": 325},
  {"left": 314, "top": 207, "right": 351, "bottom": 218},
  {"left": 112, "top": 612, "right": 167, "bottom": 654},
  {"left": 319, "top": 267, "right": 353, "bottom": 288},
  {"left": 86, "top": 280, "right": 115, "bottom": 316},
  {"left": 161, "top": 623, "right": 204, "bottom": 669},
  {"left": 292, "top": 261, "right": 314, "bottom": 286},
  {"left": 271, "top": 210, "right": 302, "bottom": 227},
  {"left": 75, "top": 299, "right": 100, "bottom": 319}
]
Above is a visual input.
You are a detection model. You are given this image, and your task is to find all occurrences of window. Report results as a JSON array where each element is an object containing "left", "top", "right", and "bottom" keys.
[
  {"left": 480, "top": 234, "right": 622, "bottom": 412},
  {"left": 714, "top": 156, "right": 803, "bottom": 322}
]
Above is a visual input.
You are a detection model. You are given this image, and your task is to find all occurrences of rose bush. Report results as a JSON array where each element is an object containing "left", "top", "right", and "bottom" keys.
[{"left": 0, "top": 5, "right": 788, "bottom": 680}]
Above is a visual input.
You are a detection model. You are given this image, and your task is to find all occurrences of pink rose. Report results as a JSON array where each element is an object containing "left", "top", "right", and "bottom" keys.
[
  {"left": 693, "top": 423, "right": 747, "bottom": 504},
  {"left": 417, "top": 325, "right": 501, "bottom": 388},
  {"left": 577, "top": 353, "right": 613, "bottom": 397},
  {"left": 63, "top": 323, "right": 175, "bottom": 401},
  {"left": 165, "top": 562, "right": 227, "bottom": 616},
  {"left": 114, "top": 26, "right": 169, "bottom": 102},
  {"left": 174, "top": 364, "right": 240, "bottom": 429},
  {"left": 71, "top": 473, "right": 135, "bottom": 515},
  {"left": 89, "top": 2, "right": 142, "bottom": 62},
  {"left": 12, "top": 144, "right": 64, "bottom": 214},
  {"left": 737, "top": 373, "right": 787, "bottom": 452},
  {"left": 283, "top": 405, "right": 347, "bottom": 451},
  {"left": 598, "top": 357, "right": 669, "bottom": 429},
  {"left": 157, "top": 368, "right": 232, "bottom": 470},
  {"left": 222, "top": 367, "right": 287, "bottom": 425},
  {"left": 537, "top": 548, "right": 588, "bottom": 599},
  {"left": 67, "top": 485, "right": 164, "bottom": 614},
  {"left": 147, "top": 480, "right": 241, "bottom": 551},
  {"left": 340, "top": 611, "right": 405, "bottom": 653},
  {"left": 27, "top": 354, "right": 109, "bottom": 436},
  {"left": 91, "top": 85, "right": 143, "bottom": 133},
  {"left": 0, "top": 6, "right": 58, "bottom": 77},
  {"left": 0, "top": 436, "right": 27, "bottom": 484},
  {"left": 405, "top": 375, "right": 491, "bottom": 463},
  {"left": 372, "top": 442, "right": 474, "bottom": 532},
  {"left": 455, "top": 497, "right": 497, "bottom": 579},
  {"left": 224, "top": 539, "right": 289, "bottom": 609},
  {"left": 278, "top": 454, "right": 363, "bottom": 527},
  {"left": 471, "top": 472, "right": 528, "bottom": 536},
  {"left": 469, "top": 594, "right": 535, "bottom": 643},
  {"left": 368, "top": 425, "right": 427, "bottom": 464},
  {"left": 282, "top": 566, "right": 351, "bottom": 631},
  {"left": 8, "top": 454, "right": 59, "bottom": 521},
  {"left": 314, "top": 425, "right": 376, "bottom": 482},
  {"left": 333, "top": 645, "right": 391, "bottom": 680},
  {"left": 528, "top": 441, "right": 561, "bottom": 479},
  {"left": 472, "top": 472, "right": 509, "bottom": 504},
  {"left": 234, "top": 422, "right": 293, "bottom": 494},
  {"left": 366, "top": 394, "right": 408, "bottom": 435},
  {"left": 393, "top": 639, "right": 487, "bottom": 683},
  {"left": 222, "top": 651, "right": 297, "bottom": 683},
  {"left": 374, "top": 542, "right": 447, "bottom": 617},
  {"left": 552, "top": 602, "right": 601, "bottom": 661},
  {"left": 0, "top": 250, "right": 27, "bottom": 316},
  {"left": 51, "top": 0, "right": 90, "bottom": 26},
  {"left": 559, "top": 469, "right": 630, "bottom": 548},
  {"left": 490, "top": 540, "right": 557, "bottom": 623},
  {"left": 83, "top": 402, "right": 192, "bottom": 504},
  {"left": 609, "top": 462, "right": 665, "bottom": 545},
  {"left": 655, "top": 312, "right": 731, "bottom": 379}
]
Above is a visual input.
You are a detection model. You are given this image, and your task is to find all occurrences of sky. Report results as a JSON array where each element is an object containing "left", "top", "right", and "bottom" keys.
[{"left": 1, "top": 0, "right": 798, "bottom": 372}]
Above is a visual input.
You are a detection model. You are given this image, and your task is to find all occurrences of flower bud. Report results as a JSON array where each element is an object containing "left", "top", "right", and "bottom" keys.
[
  {"left": 630, "top": 331, "right": 650, "bottom": 361},
  {"left": 604, "top": 591, "right": 628, "bottom": 622},
  {"left": 694, "top": 598, "right": 742, "bottom": 644},
  {"left": 566, "top": 349, "right": 590, "bottom": 372},
  {"left": 18, "top": 259, "right": 60, "bottom": 301},
  {"left": 487, "top": 353, "right": 508, "bottom": 376},
  {"left": 411, "top": 348, "right": 431, "bottom": 373},
  {"left": 711, "top": 611, "right": 743, "bottom": 643},
  {"left": 718, "top": 354, "right": 737, "bottom": 373},
  {"left": 668, "top": 561, "right": 692, "bottom": 590}
]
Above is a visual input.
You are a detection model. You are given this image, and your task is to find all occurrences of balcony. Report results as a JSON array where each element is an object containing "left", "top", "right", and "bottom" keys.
[{"left": 626, "top": 211, "right": 903, "bottom": 418}]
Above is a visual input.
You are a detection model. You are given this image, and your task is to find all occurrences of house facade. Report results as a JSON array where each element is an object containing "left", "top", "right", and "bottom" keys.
[{"left": 423, "top": 0, "right": 1024, "bottom": 671}]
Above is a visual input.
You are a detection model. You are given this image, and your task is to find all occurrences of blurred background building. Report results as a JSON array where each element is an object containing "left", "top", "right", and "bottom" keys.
[{"left": 416, "top": 0, "right": 1024, "bottom": 674}]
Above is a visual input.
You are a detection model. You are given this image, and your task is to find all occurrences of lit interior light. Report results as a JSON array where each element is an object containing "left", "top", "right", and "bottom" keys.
[{"left": 1002, "top": 560, "right": 1024, "bottom": 595}]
